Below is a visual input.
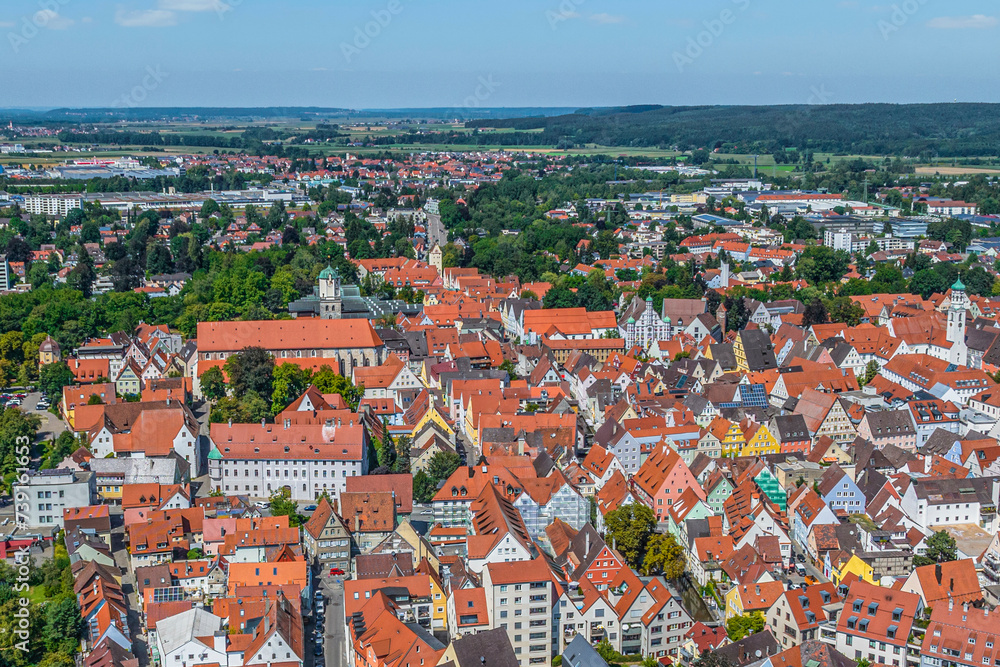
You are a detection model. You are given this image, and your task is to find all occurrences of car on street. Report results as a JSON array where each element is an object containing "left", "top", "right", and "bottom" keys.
[
  {"left": 304, "top": 504, "right": 317, "bottom": 512},
  {"left": 329, "top": 567, "right": 345, "bottom": 576},
  {"left": 314, "top": 645, "right": 323, "bottom": 656},
  {"left": 255, "top": 501, "right": 270, "bottom": 509}
]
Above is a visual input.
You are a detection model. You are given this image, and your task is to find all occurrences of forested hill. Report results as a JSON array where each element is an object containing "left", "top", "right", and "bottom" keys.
[{"left": 465, "top": 104, "right": 1000, "bottom": 157}]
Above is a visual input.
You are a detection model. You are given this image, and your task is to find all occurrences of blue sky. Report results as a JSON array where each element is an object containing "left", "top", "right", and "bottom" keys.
[{"left": 1, "top": 0, "right": 998, "bottom": 108}]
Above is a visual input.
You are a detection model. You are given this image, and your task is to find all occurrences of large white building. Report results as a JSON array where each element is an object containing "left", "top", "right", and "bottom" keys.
[
  {"left": 482, "top": 558, "right": 555, "bottom": 666},
  {"left": 22, "top": 194, "right": 84, "bottom": 216},
  {"left": 207, "top": 422, "right": 371, "bottom": 502},
  {"left": 13, "top": 468, "right": 94, "bottom": 530}
]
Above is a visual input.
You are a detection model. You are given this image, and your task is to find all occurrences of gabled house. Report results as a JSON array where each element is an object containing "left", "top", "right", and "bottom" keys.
[
  {"left": 632, "top": 447, "right": 705, "bottom": 522},
  {"left": 817, "top": 464, "right": 866, "bottom": 515}
]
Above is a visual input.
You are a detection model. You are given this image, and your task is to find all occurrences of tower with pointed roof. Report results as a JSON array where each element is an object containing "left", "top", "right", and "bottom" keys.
[
  {"left": 318, "top": 266, "right": 343, "bottom": 319},
  {"left": 946, "top": 277, "right": 968, "bottom": 365}
]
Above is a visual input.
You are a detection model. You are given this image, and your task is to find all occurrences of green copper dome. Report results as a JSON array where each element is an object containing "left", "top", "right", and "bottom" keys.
[
  {"left": 952, "top": 277, "right": 966, "bottom": 291},
  {"left": 207, "top": 447, "right": 223, "bottom": 460},
  {"left": 319, "top": 265, "right": 337, "bottom": 280}
]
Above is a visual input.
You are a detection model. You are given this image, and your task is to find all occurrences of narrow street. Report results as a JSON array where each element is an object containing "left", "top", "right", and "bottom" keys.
[
  {"left": 426, "top": 212, "right": 446, "bottom": 250},
  {"left": 322, "top": 575, "right": 347, "bottom": 667},
  {"left": 111, "top": 508, "right": 150, "bottom": 667}
]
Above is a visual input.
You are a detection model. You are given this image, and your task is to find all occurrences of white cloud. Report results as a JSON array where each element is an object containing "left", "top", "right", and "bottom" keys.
[
  {"left": 34, "top": 9, "right": 75, "bottom": 30},
  {"left": 0, "top": 21, "right": 15, "bottom": 28},
  {"left": 589, "top": 13, "right": 624, "bottom": 24},
  {"left": 159, "top": 0, "right": 226, "bottom": 11},
  {"left": 115, "top": 8, "right": 178, "bottom": 27},
  {"left": 927, "top": 14, "right": 997, "bottom": 29}
]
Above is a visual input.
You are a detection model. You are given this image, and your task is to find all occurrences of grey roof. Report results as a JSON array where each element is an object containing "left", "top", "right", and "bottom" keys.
[
  {"left": 771, "top": 414, "right": 810, "bottom": 443},
  {"left": 715, "top": 628, "right": 780, "bottom": 667},
  {"left": 89, "top": 457, "right": 179, "bottom": 484},
  {"left": 156, "top": 608, "right": 222, "bottom": 656},
  {"left": 683, "top": 394, "right": 710, "bottom": 415},
  {"left": 863, "top": 409, "right": 916, "bottom": 436},
  {"left": 402, "top": 331, "right": 429, "bottom": 358},
  {"left": 919, "top": 428, "right": 963, "bottom": 457},
  {"left": 738, "top": 329, "right": 777, "bottom": 371},
  {"left": 709, "top": 344, "right": 738, "bottom": 371},
  {"left": 966, "top": 323, "right": 1000, "bottom": 354},
  {"left": 910, "top": 477, "right": 993, "bottom": 505},
  {"left": 448, "top": 628, "right": 518, "bottom": 667},
  {"left": 563, "top": 634, "right": 610, "bottom": 667},
  {"left": 818, "top": 337, "right": 855, "bottom": 367}
]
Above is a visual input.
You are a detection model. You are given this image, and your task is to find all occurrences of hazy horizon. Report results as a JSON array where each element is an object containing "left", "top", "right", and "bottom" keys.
[{"left": 2, "top": 0, "right": 998, "bottom": 108}]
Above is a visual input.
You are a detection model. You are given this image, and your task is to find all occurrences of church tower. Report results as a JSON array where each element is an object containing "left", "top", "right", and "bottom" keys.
[
  {"left": 318, "top": 266, "right": 343, "bottom": 319},
  {"left": 947, "top": 277, "right": 968, "bottom": 365}
]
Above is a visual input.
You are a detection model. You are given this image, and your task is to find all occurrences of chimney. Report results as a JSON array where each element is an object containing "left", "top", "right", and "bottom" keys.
[
  {"left": 948, "top": 595, "right": 954, "bottom": 611},
  {"left": 586, "top": 531, "right": 590, "bottom": 555},
  {"left": 228, "top": 419, "right": 233, "bottom": 428},
  {"left": 284, "top": 419, "right": 290, "bottom": 430},
  {"left": 261, "top": 418, "right": 266, "bottom": 428},
  {"left": 950, "top": 578, "right": 954, "bottom": 592},
  {"left": 936, "top": 563, "right": 942, "bottom": 584}
]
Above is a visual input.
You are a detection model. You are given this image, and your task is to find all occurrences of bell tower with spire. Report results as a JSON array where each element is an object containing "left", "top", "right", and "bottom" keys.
[
  {"left": 947, "top": 277, "right": 968, "bottom": 365},
  {"left": 318, "top": 266, "right": 343, "bottom": 319}
]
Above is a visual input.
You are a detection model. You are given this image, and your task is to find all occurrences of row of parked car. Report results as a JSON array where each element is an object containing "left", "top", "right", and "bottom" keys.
[
  {"left": 0, "top": 392, "right": 26, "bottom": 409},
  {"left": 312, "top": 589, "right": 326, "bottom": 665}
]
